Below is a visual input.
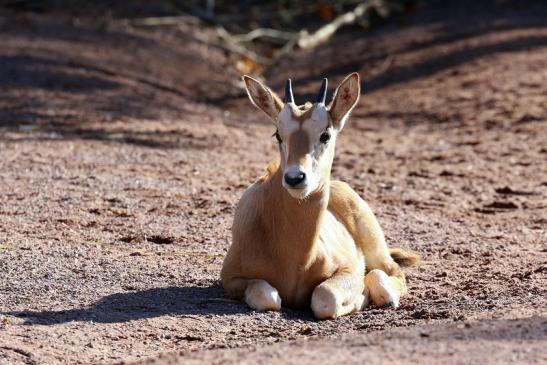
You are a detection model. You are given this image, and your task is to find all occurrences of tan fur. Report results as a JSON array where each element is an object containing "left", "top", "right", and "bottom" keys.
[
  {"left": 390, "top": 248, "right": 421, "bottom": 268},
  {"left": 287, "top": 130, "right": 310, "bottom": 166},
  {"left": 289, "top": 103, "right": 316, "bottom": 122},
  {"left": 222, "top": 73, "right": 419, "bottom": 318},
  {"left": 222, "top": 165, "right": 353, "bottom": 308}
]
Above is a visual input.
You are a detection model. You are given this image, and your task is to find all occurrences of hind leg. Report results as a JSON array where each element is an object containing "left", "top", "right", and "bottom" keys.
[
  {"left": 360, "top": 214, "right": 409, "bottom": 309},
  {"left": 330, "top": 182, "right": 414, "bottom": 307},
  {"left": 357, "top": 205, "right": 410, "bottom": 308},
  {"left": 360, "top": 223, "right": 411, "bottom": 307},
  {"left": 365, "top": 269, "right": 404, "bottom": 307}
]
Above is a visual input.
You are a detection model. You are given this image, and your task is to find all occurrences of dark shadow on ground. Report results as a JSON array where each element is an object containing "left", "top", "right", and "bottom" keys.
[
  {"left": 0, "top": 14, "right": 238, "bottom": 148},
  {"left": 0, "top": 53, "right": 189, "bottom": 124},
  {"left": 356, "top": 35, "right": 546, "bottom": 94},
  {"left": 0, "top": 127, "right": 219, "bottom": 149},
  {"left": 262, "top": 0, "right": 547, "bottom": 102},
  {"left": 3, "top": 284, "right": 319, "bottom": 325},
  {"left": 0, "top": 52, "right": 213, "bottom": 148},
  {"left": 5, "top": 286, "right": 243, "bottom": 324},
  {"left": 0, "top": 55, "right": 121, "bottom": 92},
  {"left": 2, "top": 0, "right": 547, "bottom": 137},
  {"left": 268, "top": 32, "right": 547, "bottom": 104}
]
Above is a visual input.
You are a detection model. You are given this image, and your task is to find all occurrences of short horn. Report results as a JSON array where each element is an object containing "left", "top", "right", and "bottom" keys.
[
  {"left": 316, "top": 78, "right": 328, "bottom": 104},
  {"left": 285, "top": 79, "right": 294, "bottom": 104}
]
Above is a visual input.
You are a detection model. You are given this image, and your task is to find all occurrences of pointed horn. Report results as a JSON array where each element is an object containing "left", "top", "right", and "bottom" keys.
[
  {"left": 285, "top": 79, "right": 294, "bottom": 104},
  {"left": 316, "top": 78, "right": 328, "bottom": 104}
]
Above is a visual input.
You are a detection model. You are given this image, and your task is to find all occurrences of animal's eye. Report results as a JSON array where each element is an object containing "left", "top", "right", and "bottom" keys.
[
  {"left": 319, "top": 131, "right": 331, "bottom": 144},
  {"left": 274, "top": 131, "right": 282, "bottom": 144}
]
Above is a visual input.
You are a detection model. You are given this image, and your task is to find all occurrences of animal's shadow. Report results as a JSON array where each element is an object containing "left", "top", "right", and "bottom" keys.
[{"left": 4, "top": 285, "right": 315, "bottom": 325}]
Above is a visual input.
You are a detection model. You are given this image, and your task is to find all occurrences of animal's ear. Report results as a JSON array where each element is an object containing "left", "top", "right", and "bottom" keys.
[
  {"left": 243, "top": 75, "right": 284, "bottom": 123},
  {"left": 328, "top": 73, "right": 360, "bottom": 130}
]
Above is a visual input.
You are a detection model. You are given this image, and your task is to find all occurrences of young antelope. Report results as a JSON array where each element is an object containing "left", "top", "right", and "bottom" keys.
[{"left": 221, "top": 73, "right": 419, "bottom": 319}]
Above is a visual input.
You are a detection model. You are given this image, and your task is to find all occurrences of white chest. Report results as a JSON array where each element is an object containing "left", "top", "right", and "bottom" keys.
[{"left": 317, "top": 210, "right": 365, "bottom": 276}]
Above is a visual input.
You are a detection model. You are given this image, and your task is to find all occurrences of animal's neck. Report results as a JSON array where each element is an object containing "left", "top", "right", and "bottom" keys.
[{"left": 264, "top": 165, "right": 329, "bottom": 251}]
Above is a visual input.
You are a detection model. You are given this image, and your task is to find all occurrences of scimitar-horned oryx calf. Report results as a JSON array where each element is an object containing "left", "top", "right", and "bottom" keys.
[{"left": 221, "top": 73, "right": 419, "bottom": 319}]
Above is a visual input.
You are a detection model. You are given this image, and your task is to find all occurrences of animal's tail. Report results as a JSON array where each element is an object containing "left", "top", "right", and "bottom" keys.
[{"left": 390, "top": 248, "right": 420, "bottom": 268}]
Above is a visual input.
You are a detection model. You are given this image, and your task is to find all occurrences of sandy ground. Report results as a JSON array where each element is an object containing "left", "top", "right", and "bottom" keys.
[{"left": 0, "top": 1, "right": 546, "bottom": 364}]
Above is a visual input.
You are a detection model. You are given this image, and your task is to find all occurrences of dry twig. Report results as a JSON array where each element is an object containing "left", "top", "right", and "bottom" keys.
[{"left": 117, "top": 0, "right": 388, "bottom": 73}]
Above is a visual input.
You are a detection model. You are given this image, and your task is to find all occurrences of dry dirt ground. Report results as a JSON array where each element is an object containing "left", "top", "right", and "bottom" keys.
[{"left": 1, "top": 1, "right": 546, "bottom": 364}]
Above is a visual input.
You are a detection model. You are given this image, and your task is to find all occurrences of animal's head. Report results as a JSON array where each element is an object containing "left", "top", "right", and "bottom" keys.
[{"left": 243, "top": 73, "right": 360, "bottom": 200}]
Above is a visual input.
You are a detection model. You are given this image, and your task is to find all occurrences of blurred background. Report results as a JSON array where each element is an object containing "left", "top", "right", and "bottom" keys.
[
  {"left": 1, "top": 0, "right": 546, "bottom": 126},
  {"left": 1, "top": 0, "right": 546, "bottom": 127}
]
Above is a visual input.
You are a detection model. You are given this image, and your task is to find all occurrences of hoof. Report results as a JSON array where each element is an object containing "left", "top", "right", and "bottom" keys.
[
  {"left": 365, "top": 269, "right": 400, "bottom": 308},
  {"left": 245, "top": 280, "right": 282, "bottom": 311},
  {"left": 311, "top": 286, "right": 340, "bottom": 319}
]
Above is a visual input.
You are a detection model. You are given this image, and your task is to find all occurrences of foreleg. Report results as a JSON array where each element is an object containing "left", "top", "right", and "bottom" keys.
[
  {"left": 311, "top": 271, "right": 366, "bottom": 319},
  {"left": 223, "top": 278, "right": 282, "bottom": 311}
]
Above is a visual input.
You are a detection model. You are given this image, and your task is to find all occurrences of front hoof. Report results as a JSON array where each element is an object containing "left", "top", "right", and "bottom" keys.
[
  {"left": 244, "top": 280, "right": 282, "bottom": 311},
  {"left": 385, "top": 300, "right": 396, "bottom": 308},
  {"left": 311, "top": 286, "right": 340, "bottom": 319}
]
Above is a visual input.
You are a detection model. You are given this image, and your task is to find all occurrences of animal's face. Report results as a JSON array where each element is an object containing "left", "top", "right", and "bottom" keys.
[
  {"left": 243, "top": 73, "right": 360, "bottom": 200},
  {"left": 275, "top": 103, "right": 336, "bottom": 199}
]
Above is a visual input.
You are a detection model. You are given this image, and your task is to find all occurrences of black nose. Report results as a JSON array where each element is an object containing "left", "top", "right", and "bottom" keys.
[{"left": 284, "top": 172, "right": 306, "bottom": 187}]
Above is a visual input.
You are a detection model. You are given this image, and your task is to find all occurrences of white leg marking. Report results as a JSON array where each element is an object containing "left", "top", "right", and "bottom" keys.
[
  {"left": 244, "top": 280, "right": 282, "bottom": 311},
  {"left": 365, "top": 269, "right": 400, "bottom": 308},
  {"left": 311, "top": 285, "right": 364, "bottom": 319},
  {"left": 311, "top": 285, "right": 342, "bottom": 319}
]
